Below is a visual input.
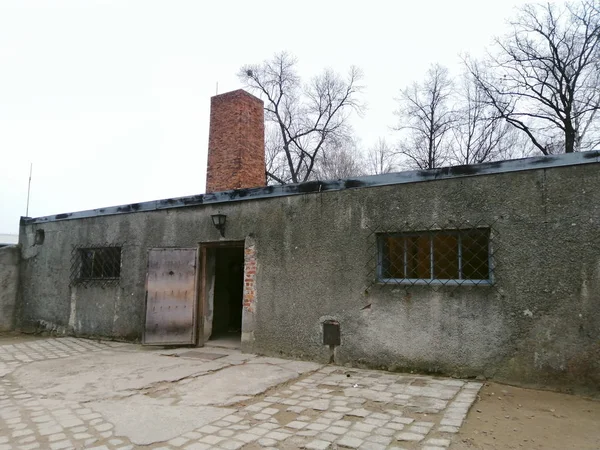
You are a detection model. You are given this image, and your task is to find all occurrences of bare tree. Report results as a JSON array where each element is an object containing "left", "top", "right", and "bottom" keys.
[
  {"left": 394, "top": 64, "right": 455, "bottom": 169},
  {"left": 313, "top": 137, "right": 365, "bottom": 180},
  {"left": 468, "top": 0, "right": 600, "bottom": 154},
  {"left": 239, "top": 52, "right": 364, "bottom": 184},
  {"left": 364, "top": 138, "right": 397, "bottom": 175},
  {"left": 451, "top": 71, "right": 520, "bottom": 165}
]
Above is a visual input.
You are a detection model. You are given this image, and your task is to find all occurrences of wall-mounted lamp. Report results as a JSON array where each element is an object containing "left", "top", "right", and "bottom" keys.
[{"left": 211, "top": 213, "right": 227, "bottom": 237}]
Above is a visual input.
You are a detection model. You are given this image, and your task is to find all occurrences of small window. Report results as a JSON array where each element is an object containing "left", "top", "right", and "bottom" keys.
[
  {"left": 378, "top": 229, "right": 491, "bottom": 285},
  {"left": 79, "top": 247, "right": 122, "bottom": 280},
  {"left": 34, "top": 229, "right": 45, "bottom": 245}
]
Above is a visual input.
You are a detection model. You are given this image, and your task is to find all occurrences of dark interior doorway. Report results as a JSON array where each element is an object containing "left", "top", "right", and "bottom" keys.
[{"left": 210, "top": 247, "right": 244, "bottom": 342}]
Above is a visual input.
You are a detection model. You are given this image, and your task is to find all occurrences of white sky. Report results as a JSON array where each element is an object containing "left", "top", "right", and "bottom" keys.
[{"left": 0, "top": 0, "right": 566, "bottom": 234}]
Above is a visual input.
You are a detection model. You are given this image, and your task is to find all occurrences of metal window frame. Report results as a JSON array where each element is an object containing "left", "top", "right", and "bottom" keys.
[
  {"left": 70, "top": 244, "right": 123, "bottom": 287},
  {"left": 376, "top": 228, "right": 493, "bottom": 286}
]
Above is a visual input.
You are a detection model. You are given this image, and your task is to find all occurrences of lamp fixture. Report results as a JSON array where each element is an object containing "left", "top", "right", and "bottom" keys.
[{"left": 211, "top": 213, "right": 227, "bottom": 237}]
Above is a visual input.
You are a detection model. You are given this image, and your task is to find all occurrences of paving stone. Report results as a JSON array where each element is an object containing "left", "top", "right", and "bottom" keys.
[
  {"left": 219, "top": 440, "right": 244, "bottom": 450},
  {"left": 298, "top": 429, "right": 319, "bottom": 437},
  {"left": 305, "top": 439, "right": 333, "bottom": 450},
  {"left": 50, "top": 440, "right": 73, "bottom": 450},
  {"left": 17, "top": 443, "right": 40, "bottom": 450},
  {"left": 391, "top": 417, "right": 414, "bottom": 425},
  {"left": 346, "top": 430, "right": 369, "bottom": 440},
  {"left": 247, "top": 427, "right": 269, "bottom": 436},
  {"left": 440, "top": 418, "right": 463, "bottom": 427},
  {"left": 12, "top": 429, "right": 33, "bottom": 438},
  {"left": 395, "top": 432, "right": 425, "bottom": 442},
  {"left": 364, "top": 417, "right": 388, "bottom": 427},
  {"left": 168, "top": 437, "right": 189, "bottom": 447},
  {"left": 353, "top": 422, "right": 376, "bottom": 433},
  {"left": 365, "top": 434, "right": 392, "bottom": 445},
  {"left": 48, "top": 433, "right": 67, "bottom": 442},
  {"left": 200, "top": 435, "right": 224, "bottom": 445},
  {"left": 73, "top": 433, "right": 93, "bottom": 439},
  {"left": 347, "top": 408, "right": 370, "bottom": 418},
  {"left": 358, "top": 442, "right": 386, "bottom": 450},
  {"left": 222, "top": 415, "right": 243, "bottom": 423},
  {"left": 386, "top": 422, "right": 405, "bottom": 431},
  {"left": 198, "top": 425, "right": 220, "bottom": 434},
  {"left": 184, "top": 444, "right": 211, "bottom": 450},
  {"left": 337, "top": 436, "right": 363, "bottom": 448},
  {"left": 437, "top": 426, "right": 459, "bottom": 433},
  {"left": 286, "top": 421, "right": 308, "bottom": 429},
  {"left": 264, "top": 430, "right": 290, "bottom": 441},
  {"left": 38, "top": 425, "right": 63, "bottom": 436},
  {"left": 374, "top": 427, "right": 395, "bottom": 436},
  {"left": 183, "top": 432, "right": 203, "bottom": 439},
  {"left": 318, "top": 432, "right": 338, "bottom": 442},
  {"left": 257, "top": 438, "right": 277, "bottom": 447},
  {"left": 236, "top": 432, "right": 260, "bottom": 443},
  {"left": 410, "top": 425, "right": 432, "bottom": 434}
]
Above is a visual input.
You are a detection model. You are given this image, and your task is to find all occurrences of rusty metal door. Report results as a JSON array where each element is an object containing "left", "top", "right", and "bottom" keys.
[{"left": 143, "top": 248, "right": 199, "bottom": 345}]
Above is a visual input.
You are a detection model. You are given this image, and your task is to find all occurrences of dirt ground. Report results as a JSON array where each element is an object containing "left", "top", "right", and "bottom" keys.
[
  {"left": 0, "top": 331, "right": 47, "bottom": 345},
  {"left": 453, "top": 382, "right": 600, "bottom": 450}
]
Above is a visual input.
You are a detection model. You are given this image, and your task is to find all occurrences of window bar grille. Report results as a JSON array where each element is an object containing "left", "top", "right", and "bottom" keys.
[
  {"left": 403, "top": 236, "right": 408, "bottom": 279},
  {"left": 429, "top": 235, "right": 434, "bottom": 281},
  {"left": 458, "top": 233, "right": 463, "bottom": 280}
]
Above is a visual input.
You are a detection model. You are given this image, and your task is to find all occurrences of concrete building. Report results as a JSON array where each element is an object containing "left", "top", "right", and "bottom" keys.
[{"left": 5, "top": 89, "right": 600, "bottom": 395}]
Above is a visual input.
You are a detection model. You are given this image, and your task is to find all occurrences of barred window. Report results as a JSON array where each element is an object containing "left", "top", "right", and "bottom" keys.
[
  {"left": 378, "top": 229, "right": 491, "bottom": 284},
  {"left": 78, "top": 247, "right": 121, "bottom": 280}
]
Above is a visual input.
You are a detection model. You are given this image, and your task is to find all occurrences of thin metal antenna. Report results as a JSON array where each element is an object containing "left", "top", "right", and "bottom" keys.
[
  {"left": 25, "top": 163, "right": 32, "bottom": 217},
  {"left": 216, "top": 82, "right": 219, "bottom": 95}
]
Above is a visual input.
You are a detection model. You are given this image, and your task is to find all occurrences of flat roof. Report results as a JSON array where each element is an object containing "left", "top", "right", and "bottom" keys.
[{"left": 21, "top": 150, "right": 600, "bottom": 225}]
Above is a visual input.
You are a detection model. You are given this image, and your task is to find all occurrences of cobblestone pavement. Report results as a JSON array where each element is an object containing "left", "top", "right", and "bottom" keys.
[{"left": 0, "top": 337, "right": 481, "bottom": 450}]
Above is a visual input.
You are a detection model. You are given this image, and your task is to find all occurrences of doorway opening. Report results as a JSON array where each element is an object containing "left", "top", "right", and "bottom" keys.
[{"left": 201, "top": 243, "right": 244, "bottom": 348}]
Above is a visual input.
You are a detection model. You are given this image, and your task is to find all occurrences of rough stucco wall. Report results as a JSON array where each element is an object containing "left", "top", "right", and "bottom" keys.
[
  {"left": 0, "top": 245, "right": 20, "bottom": 331},
  {"left": 17, "top": 162, "right": 600, "bottom": 394}
]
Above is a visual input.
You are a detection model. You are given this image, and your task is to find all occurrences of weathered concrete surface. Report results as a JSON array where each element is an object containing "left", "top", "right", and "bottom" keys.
[
  {"left": 8, "top": 339, "right": 321, "bottom": 446},
  {"left": 17, "top": 156, "right": 600, "bottom": 394},
  {"left": 0, "top": 245, "right": 19, "bottom": 332},
  {"left": 88, "top": 398, "right": 232, "bottom": 445},
  {"left": 0, "top": 337, "right": 482, "bottom": 449}
]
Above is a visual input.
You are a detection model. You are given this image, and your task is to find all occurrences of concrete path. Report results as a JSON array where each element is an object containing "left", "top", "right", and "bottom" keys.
[{"left": 0, "top": 337, "right": 481, "bottom": 450}]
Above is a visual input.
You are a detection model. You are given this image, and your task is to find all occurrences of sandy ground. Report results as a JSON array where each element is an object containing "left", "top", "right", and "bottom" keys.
[{"left": 452, "top": 382, "right": 600, "bottom": 450}]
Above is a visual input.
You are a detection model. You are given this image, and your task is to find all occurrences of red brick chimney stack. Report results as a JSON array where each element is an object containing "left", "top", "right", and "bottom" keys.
[{"left": 206, "top": 89, "right": 265, "bottom": 193}]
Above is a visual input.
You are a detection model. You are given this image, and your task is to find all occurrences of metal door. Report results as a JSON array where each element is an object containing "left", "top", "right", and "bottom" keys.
[{"left": 143, "top": 248, "right": 199, "bottom": 345}]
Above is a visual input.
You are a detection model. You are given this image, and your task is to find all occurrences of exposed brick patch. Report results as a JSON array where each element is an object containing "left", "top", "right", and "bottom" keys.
[
  {"left": 243, "top": 244, "right": 257, "bottom": 313},
  {"left": 206, "top": 89, "right": 266, "bottom": 193}
]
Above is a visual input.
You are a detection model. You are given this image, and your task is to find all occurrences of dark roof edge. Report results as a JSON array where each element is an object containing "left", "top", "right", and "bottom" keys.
[{"left": 21, "top": 151, "right": 600, "bottom": 226}]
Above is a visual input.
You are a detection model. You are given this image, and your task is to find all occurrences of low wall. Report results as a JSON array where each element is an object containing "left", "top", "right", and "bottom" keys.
[{"left": 0, "top": 245, "right": 20, "bottom": 331}]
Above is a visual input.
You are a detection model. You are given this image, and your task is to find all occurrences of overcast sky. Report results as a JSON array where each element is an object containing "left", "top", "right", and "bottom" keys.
[{"left": 0, "top": 0, "right": 566, "bottom": 234}]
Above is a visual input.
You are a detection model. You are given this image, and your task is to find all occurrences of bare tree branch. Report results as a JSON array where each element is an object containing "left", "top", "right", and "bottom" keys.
[
  {"left": 239, "top": 52, "right": 364, "bottom": 184},
  {"left": 394, "top": 64, "right": 455, "bottom": 169},
  {"left": 467, "top": 1, "right": 600, "bottom": 154}
]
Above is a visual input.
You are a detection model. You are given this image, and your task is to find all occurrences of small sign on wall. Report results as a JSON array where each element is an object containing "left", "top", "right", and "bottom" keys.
[{"left": 323, "top": 320, "right": 340, "bottom": 346}]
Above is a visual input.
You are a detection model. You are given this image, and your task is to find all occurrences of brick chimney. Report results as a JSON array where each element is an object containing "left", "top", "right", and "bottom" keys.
[{"left": 206, "top": 89, "right": 265, "bottom": 193}]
